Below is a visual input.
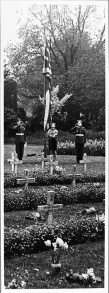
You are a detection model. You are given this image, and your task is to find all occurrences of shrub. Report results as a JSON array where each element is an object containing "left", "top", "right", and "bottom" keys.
[
  {"left": 4, "top": 170, "right": 105, "bottom": 188},
  {"left": 4, "top": 217, "right": 104, "bottom": 258},
  {"left": 57, "top": 139, "right": 105, "bottom": 156},
  {"left": 4, "top": 184, "right": 105, "bottom": 212}
]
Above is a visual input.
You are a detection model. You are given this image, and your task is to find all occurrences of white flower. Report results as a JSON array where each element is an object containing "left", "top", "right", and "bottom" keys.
[
  {"left": 87, "top": 268, "right": 94, "bottom": 275},
  {"left": 82, "top": 274, "right": 89, "bottom": 281},
  {"left": 99, "top": 213, "right": 105, "bottom": 222},
  {"left": 11, "top": 279, "right": 16, "bottom": 284},
  {"left": 64, "top": 242, "right": 68, "bottom": 249},
  {"left": 52, "top": 242, "right": 57, "bottom": 250},
  {"left": 96, "top": 214, "right": 105, "bottom": 223},
  {"left": 96, "top": 215, "right": 99, "bottom": 221},
  {"left": 56, "top": 237, "right": 64, "bottom": 247},
  {"left": 44, "top": 240, "right": 52, "bottom": 247},
  {"left": 55, "top": 166, "right": 60, "bottom": 171},
  {"left": 20, "top": 280, "right": 26, "bottom": 287}
]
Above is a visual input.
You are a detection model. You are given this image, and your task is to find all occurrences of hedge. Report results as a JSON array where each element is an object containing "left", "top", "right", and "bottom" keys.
[
  {"left": 57, "top": 139, "right": 105, "bottom": 156},
  {"left": 4, "top": 170, "right": 105, "bottom": 188},
  {"left": 4, "top": 217, "right": 104, "bottom": 258},
  {"left": 4, "top": 184, "right": 105, "bottom": 212}
]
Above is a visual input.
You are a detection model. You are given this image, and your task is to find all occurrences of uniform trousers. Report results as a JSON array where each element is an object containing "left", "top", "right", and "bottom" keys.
[
  {"left": 48, "top": 137, "right": 57, "bottom": 159},
  {"left": 75, "top": 143, "right": 84, "bottom": 163},
  {"left": 16, "top": 142, "right": 24, "bottom": 160}
]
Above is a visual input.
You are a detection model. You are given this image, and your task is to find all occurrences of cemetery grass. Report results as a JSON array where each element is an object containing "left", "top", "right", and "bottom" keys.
[
  {"left": 4, "top": 200, "right": 105, "bottom": 289},
  {"left": 4, "top": 145, "right": 105, "bottom": 289},
  {"left": 4, "top": 144, "right": 105, "bottom": 175},
  {"left": 4, "top": 241, "right": 104, "bottom": 289},
  {"left": 4, "top": 202, "right": 104, "bottom": 229}
]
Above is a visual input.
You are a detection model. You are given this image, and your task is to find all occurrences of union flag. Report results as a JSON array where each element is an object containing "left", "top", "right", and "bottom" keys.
[{"left": 43, "top": 33, "right": 52, "bottom": 131}]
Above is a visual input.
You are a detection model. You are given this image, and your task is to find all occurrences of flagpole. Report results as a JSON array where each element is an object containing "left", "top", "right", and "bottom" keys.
[
  {"left": 44, "top": 31, "right": 47, "bottom": 158},
  {"left": 49, "top": 5, "right": 52, "bottom": 126},
  {"left": 43, "top": 5, "right": 52, "bottom": 158}
]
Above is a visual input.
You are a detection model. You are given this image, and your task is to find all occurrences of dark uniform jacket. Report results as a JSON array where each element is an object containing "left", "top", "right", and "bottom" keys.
[
  {"left": 14, "top": 124, "right": 26, "bottom": 143},
  {"left": 71, "top": 125, "right": 86, "bottom": 144}
]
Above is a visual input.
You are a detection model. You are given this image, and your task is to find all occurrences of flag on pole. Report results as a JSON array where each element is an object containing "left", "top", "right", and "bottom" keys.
[{"left": 43, "top": 33, "right": 52, "bottom": 131}]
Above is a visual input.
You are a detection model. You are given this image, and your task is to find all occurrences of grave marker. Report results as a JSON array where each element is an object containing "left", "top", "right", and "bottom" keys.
[
  {"left": 37, "top": 190, "right": 63, "bottom": 227},
  {"left": 45, "top": 155, "right": 58, "bottom": 175},
  {"left": 17, "top": 169, "right": 35, "bottom": 191},
  {"left": 37, "top": 151, "right": 48, "bottom": 170},
  {"left": 80, "top": 153, "right": 90, "bottom": 173},
  {"left": 7, "top": 152, "right": 22, "bottom": 175},
  {"left": 68, "top": 165, "right": 82, "bottom": 187}
]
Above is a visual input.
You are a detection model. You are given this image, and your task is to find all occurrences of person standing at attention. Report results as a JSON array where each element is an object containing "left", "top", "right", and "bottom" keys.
[
  {"left": 71, "top": 120, "right": 86, "bottom": 163},
  {"left": 13, "top": 118, "right": 27, "bottom": 162},
  {"left": 47, "top": 123, "right": 58, "bottom": 160}
]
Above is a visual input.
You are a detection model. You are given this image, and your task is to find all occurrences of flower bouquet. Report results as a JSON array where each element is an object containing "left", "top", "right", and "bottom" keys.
[{"left": 44, "top": 237, "right": 68, "bottom": 270}]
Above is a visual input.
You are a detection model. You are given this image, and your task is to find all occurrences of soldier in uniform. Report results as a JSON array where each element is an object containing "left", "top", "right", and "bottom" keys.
[
  {"left": 47, "top": 123, "right": 58, "bottom": 160},
  {"left": 71, "top": 120, "right": 86, "bottom": 163},
  {"left": 13, "top": 118, "right": 27, "bottom": 161}
]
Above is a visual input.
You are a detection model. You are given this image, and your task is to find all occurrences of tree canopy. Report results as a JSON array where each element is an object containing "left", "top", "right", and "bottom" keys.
[{"left": 4, "top": 4, "right": 105, "bottom": 131}]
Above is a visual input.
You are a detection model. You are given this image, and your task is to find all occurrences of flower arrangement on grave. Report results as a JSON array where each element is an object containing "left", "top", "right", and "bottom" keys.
[
  {"left": 44, "top": 237, "right": 68, "bottom": 268},
  {"left": 95, "top": 213, "right": 105, "bottom": 233},
  {"left": 96, "top": 213, "right": 105, "bottom": 224},
  {"left": 66, "top": 267, "right": 102, "bottom": 284},
  {"left": 5, "top": 279, "right": 26, "bottom": 289}
]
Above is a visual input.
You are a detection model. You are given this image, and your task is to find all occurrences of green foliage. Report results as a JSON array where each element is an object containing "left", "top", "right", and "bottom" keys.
[
  {"left": 4, "top": 64, "right": 18, "bottom": 112},
  {"left": 4, "top": 107, "right": 18, "bottom": 137},
  {"left": 4, "top": 183, "right": 105, "bottom": 212},
  {"left": 57, "top": 139, "right": 105, "bottom": 156},
  {"left": 4, "top": 169, "right": 105, "bottom": 188},
  {"left": 17, "top": 107, "right": 27, "bottom": 122},
  {"left": 4, "top": 216, "right": 104, "bottom": 257},
  {"left": 5, "top": 5, "right": 105, "bottom": 131}
]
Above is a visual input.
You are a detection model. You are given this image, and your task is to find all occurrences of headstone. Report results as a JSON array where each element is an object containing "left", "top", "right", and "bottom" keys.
[
  {"left": 7, "top": 152, "right": 22, "bottom": 175},
  {"left": 37, "top": 190, "right": 63, "bottom": 227},
  {"left": 45, "top": 155, "right": 58, "bottom": 175},
  {"left": 80, "top": 153, "right": 90, "bottom": 173},
  {"left": 17, "top": 169, "right": 35, "bottom": 191}
]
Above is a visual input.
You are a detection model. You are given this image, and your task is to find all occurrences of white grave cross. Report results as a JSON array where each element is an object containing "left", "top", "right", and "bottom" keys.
[
  {"left": 45, "top": 155, "right": 58, "bottom": 175},
  {"left": 37, "top": 151, "right": 48, "bottom": 170},
  {"left": 7, "top": 152, "right": 22, "bottom": 175},
  {"left": 17, "top": 169, "right": 35, "bottom": 191},
  {"left": 80, "top": 153, "right": 90, "bottom": 173},
  {"left": 37, "top": 190, "right": 63, "bottom": 227},
  {"left": 68, "top": 165, "right": 82, "bottom": 187}
]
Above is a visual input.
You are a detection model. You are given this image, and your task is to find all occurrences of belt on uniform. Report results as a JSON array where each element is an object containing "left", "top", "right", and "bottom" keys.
[
  {"left": 16, "top": 133, "right": 24, "bottom": 135},
  {"left": 76, "top": 134, "right": 84, "bottom": 136}
]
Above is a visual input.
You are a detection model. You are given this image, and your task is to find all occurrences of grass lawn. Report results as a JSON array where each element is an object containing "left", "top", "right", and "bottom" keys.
[
  {"left": 4, "top": 144, "right": 105, "bottom": 175},
  {"left": 4, "top": 202, "right": 105, "bottom": 230},
  {"left": 4, "top": 144, "right": 105, "bottom": 289},
  {"left": 4, "top": 241, "right": 104, "bottom": 289}
]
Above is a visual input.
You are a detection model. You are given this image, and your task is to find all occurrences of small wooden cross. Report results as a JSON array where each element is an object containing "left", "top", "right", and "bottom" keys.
[
  {"left": 17, "top": 169, "right": 35, "bottom": 191},
  {"left": 68, "top": 165, "right": 82, "bottom": 187},
  {"left": 7, "top": 152, "right": 22, "bottom": 175},
  {"left": 37, "top": 151, "right": 48, "bottom": 170},
  {"left": 80, "top": 153, "right": 90, "bottom": 173},
  {"left": 45, "top": 155, "right": 58, "bottom": 175},
  {"left": 37, "top": 190, "right": 63, "bottom": 227}
]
